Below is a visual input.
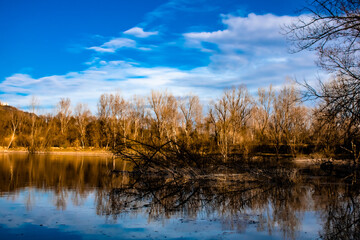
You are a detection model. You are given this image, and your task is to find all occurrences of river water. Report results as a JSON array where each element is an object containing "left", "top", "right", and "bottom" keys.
[{"left": 0, "top": 153, "right": 358, "bottom": 240}]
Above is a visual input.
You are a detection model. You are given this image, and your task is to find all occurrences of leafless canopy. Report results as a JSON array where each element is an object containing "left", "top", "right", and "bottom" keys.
[
  {"left": 287, "top": 0, "right": 360, "bottom": 79},
  {"left": 286, "top": 0, "right": 360, "bottom": 142}
]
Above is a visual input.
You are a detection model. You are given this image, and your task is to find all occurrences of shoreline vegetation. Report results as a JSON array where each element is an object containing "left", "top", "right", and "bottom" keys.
[
  {"left": 0, "top": 83, "right": 359, "bottom": 169},
  {"left": 0, "top": 147, "right": 351, "bottom": 165},
  {"left": 0, "top": 147, "right": 112, "bottom": 156}
]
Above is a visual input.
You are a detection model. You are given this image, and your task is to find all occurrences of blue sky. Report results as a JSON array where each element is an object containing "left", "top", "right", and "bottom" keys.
[{"left": 0, "top": 0, "right": 323, "bottom": 112}]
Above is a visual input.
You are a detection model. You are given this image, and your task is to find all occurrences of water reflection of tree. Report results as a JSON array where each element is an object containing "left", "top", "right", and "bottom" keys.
[
  {"left": 94, "top": 169, "right": 310, "bottom": 239},
  {"left": 314, "top": 183, "right": 360, "bottom": 240},
  {"left": 1, "top": 154, "right": 360, "bottom": 239},
  {"left": 0, "top": 153, "right": 116, "bottom": 210}
]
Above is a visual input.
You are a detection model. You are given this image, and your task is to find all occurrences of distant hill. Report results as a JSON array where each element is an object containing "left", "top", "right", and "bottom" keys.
[
  {"left": 0, "top": 105, "right": 33, "bottom": 147},
  {"left": 0, "top": 104, "right": 35, "bottom": 124},
  {"left": 0, "top": 105, "right": 25, "bottom": 118}
]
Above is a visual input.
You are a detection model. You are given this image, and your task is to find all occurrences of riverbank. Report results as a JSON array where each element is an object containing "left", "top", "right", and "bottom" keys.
[
  {"left": 0, "top": 147, "right": 113, "bottom": 156},
  {"left": 293, "top": 158, "right": 351, "bottom": 168},
  {"left": 0, "top": 146, "right": 355, "bottom": 164}
]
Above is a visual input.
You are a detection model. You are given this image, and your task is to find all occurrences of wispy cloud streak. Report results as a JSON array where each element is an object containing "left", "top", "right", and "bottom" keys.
[{"left": 124, "top": 27, "right": 158, "bottom": 38}]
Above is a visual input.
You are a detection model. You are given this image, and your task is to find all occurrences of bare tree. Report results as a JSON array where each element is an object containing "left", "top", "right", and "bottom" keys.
[
  {"left": 213, "top": 93, "right": 230, "bottom": 160},
  {"left": 129, "top": 95, "right": 147, "bottom": 141},
  {"left": 211, "top": 86, "right": 252, "bottom": 160},
  {"left": 224, "top": 86, "right": 252, "bottom": 146},
  {"left": 74, "top": 103, "right": 91, "bottom": 149},
  {"left": 148, "top": 90, "right": 180, "bottom": 144},
  {"left": 111, "top": 93, "right": 129, "bottom": 147},
  {"left": 253, "top": 85, "right": 275, "bottom": 142},
  {"left": 7, "top": 110, "right": 23, "bottom": 149},
  {"left": 286, "top": 0, "right": 360, "bottom": 79},
  {"left": 269, "top": 85, "right": 309, "bottom": 158},
  {"left": 57, "top": 98, "right": 72, "bottom": 135},
  {"left": 179, "top": 94, "right": 203, "bottom": 145},
  {"left": 286, "top": 0, "right": 360, "bottom": 160},
  {"left": 41, "top": 113, "right": 56, "bottom": 149},
  {"left": 97, "top": 94, "right": 112, "bottom": 148},
  {"left": 28, "top": 96, "right": 39, "bottom": 153}
]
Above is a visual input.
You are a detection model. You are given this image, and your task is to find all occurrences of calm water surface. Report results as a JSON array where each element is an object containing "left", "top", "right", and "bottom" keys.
[{"left": 0, "top": 153, "right": 359, "bottom": 240}]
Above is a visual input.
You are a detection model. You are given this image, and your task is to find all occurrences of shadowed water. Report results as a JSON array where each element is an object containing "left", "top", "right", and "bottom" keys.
[{"left": 0, "top": 153, "right": 359, "bottom": 240}]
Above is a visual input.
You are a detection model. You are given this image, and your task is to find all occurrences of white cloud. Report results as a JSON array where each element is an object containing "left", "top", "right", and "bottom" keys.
[
  {"left": 87, "top": 46, "right": 115, "bottom": 53},
  {"left": 0, "top": 61, "right": 242, "bottom": 112},
  {"left": 87, "top": 36, "right": 154, "bottom": 53},
  {"left": 124, "top": 27, "right": 158, "bottom": 38},
  {"left": 184, "top": 13, "right": 295, "bottom": 52},
  {"left": 87, "top": 37, "right": 136, "bottom": 53},
  {"left": 184, "top": 13, "right": 320, "bottom": 78},
  {"left": 0, "top": 56, "right": 324, "bottom": 114},
  {"left": 103, "top": 38, "right": 135, "bottom": 48},
  {"left": 138, "top": 47, "right": 152, "bottom": 51},
  {"left": 1, "top": 13, "right": 325, "bottom": 112}
]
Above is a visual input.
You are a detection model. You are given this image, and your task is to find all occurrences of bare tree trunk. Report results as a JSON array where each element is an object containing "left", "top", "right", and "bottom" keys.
[{"left": 7, "top": 131, "right": 16, "bottom": 149}]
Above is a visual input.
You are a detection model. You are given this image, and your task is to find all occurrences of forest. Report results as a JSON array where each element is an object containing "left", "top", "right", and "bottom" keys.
[{"left": 0, "top": 82, "right": 358, "bottom": 164}]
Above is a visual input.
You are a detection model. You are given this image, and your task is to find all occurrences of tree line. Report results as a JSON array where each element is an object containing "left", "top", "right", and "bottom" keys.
[{"left": 0, "top": 82, "right": 357, "bottom": 162}]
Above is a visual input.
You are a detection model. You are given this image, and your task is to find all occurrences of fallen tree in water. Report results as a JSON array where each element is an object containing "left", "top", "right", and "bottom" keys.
[
  {"left": 111, "top": 137, "right": 304, "bottom": 186},
  {"left": 112, "top": 138, "right": 216, "bottom": 178}
]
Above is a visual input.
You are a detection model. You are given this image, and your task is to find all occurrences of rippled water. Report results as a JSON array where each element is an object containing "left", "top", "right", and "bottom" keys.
[{"left": 0, "top": 153, "right": 359, "bottom": 240}]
